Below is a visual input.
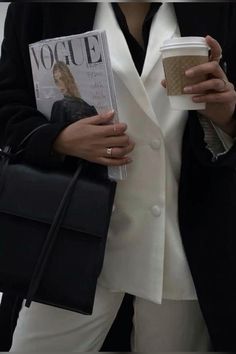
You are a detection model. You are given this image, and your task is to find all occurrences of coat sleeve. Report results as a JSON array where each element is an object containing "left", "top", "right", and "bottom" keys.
[
  {"left": 184, "top": 3, "right": 236, "bottom": 169},
  {"left": 0, "top": 4, "right": 69, "bottom": 167}
]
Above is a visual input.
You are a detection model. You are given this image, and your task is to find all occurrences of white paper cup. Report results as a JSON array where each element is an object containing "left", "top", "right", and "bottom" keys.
[{"left": 160, "top": 37, "right": 209, "bottom": 110}]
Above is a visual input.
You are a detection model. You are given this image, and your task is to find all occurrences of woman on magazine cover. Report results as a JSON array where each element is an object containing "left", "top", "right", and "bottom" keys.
[
  {"left": 51, "top": 61, "right": 98, "bottom": 123},
  {"left": 0, "top": 2, "right": 236, "bottom": 351}
]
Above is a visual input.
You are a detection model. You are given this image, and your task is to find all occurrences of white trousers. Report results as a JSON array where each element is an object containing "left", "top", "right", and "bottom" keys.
[{"left": 11, "top": 285, "right": 211, "bottom": 351}]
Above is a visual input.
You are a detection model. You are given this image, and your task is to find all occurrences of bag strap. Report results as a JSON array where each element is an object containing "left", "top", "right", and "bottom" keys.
[
  {"left": 0, "top": 123, "right": 50, "bottom": 161},
  {"left": 0, "top": 124, "right": 50, "bottom": 194},
  {"left": 25, "top": 162, "right": 83, "bottom": 307},
  {"left": 0, "top": 124, "right": 84, "bottom": 307}
]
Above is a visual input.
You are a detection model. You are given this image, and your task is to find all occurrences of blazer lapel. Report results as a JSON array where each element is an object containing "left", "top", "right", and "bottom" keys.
[
  {"left": 141, "top": 3, "right": 179, "bottom": 82},
  {"left": 93, "top": 2, "right": 158, "bottom": 123}
]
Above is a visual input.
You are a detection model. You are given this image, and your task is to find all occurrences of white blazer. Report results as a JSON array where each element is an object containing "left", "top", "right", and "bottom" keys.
[{"left": 94, "top": 2, "right": 197, "bottom": 303}]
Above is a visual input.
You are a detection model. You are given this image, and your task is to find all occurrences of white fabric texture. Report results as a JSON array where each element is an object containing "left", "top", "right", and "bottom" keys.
[
  {"left": 132, "top": 297, "right": 211, "bottom": 351},
  {"left": 94, "top": 2, "right": 197, "bottom": 303},
  {"left": 11, "top": 285, "right": 210, "bottom": 352}
]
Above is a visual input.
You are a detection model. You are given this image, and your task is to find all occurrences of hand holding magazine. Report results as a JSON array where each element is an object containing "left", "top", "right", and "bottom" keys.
[{"left": 29, "top": 30, "right": 128, "bottom": 180}]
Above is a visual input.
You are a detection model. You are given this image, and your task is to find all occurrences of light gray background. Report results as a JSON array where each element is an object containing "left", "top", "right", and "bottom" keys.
[{"left": 0, "top": 3, "right": 9, "bottom": 56}]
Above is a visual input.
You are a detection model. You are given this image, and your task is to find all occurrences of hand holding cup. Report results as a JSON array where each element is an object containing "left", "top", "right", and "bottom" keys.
[{"left": 161, "top": 35, "right": 236, "bottom": 135}]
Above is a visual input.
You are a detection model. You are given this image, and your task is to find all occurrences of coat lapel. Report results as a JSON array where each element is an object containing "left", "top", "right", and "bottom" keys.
[
  {"left": 93, "top": 2, "right": 158, "bottom": 123},
  {"left": 141, "top": 3, "right": 179, "bottom": 82}
]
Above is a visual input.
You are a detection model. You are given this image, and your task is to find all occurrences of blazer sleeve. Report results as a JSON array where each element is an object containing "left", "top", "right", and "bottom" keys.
[
  {"left": 184, "top": 3, "right": 236, "bottom": 168},
  {"left": 0, "top": 4, "right": 69, "bottom": 168}
]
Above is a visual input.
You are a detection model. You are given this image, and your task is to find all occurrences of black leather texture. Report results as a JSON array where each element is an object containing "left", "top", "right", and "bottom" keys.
[{"left": 0, "top": 162, "right": 116, "bottom": 314}]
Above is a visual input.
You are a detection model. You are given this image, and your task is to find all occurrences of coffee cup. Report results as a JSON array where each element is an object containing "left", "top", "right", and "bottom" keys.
[{"left": 160, "top": 37, "right": 209, "bottom": 110}]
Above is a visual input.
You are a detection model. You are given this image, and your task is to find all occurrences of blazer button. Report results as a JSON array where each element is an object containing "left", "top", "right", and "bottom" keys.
[
  {"left": 150, "top": 139, "right": 161, "bottom": 150},
  {"left": 151, "top": 205, "right": 161, "bottom": 217}
]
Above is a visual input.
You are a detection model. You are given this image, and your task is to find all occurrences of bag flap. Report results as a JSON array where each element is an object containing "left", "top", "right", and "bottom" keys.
[{"left": 0, "top": 163, "right": 116, "bottom": 238}]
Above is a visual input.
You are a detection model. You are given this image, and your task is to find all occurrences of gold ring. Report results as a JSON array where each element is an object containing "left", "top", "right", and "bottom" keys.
[{"left": 106, "top": 147, "right": 112, "bottom": 157}]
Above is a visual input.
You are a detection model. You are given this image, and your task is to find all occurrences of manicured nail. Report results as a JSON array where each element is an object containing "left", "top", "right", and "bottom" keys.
[
  {"left": 185, "top": 69, "right": 194, "bottom": 77},
  {"left": 183, "top": 86, "right": 192, "bottom": 93},
  {"left": 102, "top": 110, "right": 114, "bottom": 118}
]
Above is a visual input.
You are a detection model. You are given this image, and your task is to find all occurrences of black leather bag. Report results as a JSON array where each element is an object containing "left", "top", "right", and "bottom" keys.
[{"left": 0, "top": 138, "right": 116, "bottom": 315}]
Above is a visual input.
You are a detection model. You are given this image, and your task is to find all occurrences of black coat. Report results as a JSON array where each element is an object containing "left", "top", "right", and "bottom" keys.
[{"left": 1, "top": 2, "right": 236, "bottom": 351}]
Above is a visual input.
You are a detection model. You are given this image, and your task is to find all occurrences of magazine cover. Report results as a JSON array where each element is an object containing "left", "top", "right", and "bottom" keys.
[{"left": 29, "top": 30, "right": 127, "bottom": 181}]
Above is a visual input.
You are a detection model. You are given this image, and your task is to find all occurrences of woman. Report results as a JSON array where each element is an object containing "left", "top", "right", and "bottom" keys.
[
  {"left": 51, "top": 61, "right": 98, "bottom": 123},
  {"left": 0, "top": 2, "right": 236, "bottom": 351}
]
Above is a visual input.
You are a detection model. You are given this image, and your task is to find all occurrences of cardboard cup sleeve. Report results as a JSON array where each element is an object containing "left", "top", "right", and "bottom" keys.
[{"left": 162, "top": 55, "right": 209, "bottom": 96}]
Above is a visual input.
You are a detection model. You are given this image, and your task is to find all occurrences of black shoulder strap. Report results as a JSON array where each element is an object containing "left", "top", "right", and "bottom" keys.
[{"left": 25, "top": 162, "right": 83, "bottom": 307}]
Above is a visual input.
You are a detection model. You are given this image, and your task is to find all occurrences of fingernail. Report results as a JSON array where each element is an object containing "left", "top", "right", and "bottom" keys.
[
  {"left": 192, "top": 96, "right": 201, "bottom": 102},
  {"left": 185, "top": 69, "right": 194, "bottom": 77},
  {"left": 183, "top": 86, "right": 192, "bottom": 93},
  {"left": 102, "top": 110, "right": 114, "bottom": 118},
  {"left": 126, "top": 157, "right": 133, "bottom": 163}
]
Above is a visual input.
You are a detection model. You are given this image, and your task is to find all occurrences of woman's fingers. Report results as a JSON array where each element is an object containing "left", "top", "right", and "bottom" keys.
[
  {"left": 53, "top": 109, "right": 135, "bottom": 166},
  {"left": 160, "top": 35, "right": 236, "bottom": 133},
  {"left": 80, "top": 110, "right": 115, "bottom": 125},
  {"left": 206, "top": 35, "right": 222, "bottom": 62},
  {"left": 192, "top": 90, "right": 236, "bottom": 104},
  {"left": 53, "top": 122, "right": 135, "bottom": 165},
  {"left": 185, "top": 60, "right": 225, "bottom": 79},
  {"left": 103, "top": 139, "right": 135, "bottom": 158},
  {"left": 78, "top": 111, "right": 128, "bottom": 137},
  {"left": 183, "top": 78, "right": 234, "bottom": 94},
  {"left": 103, "top": 134, "right": 130, "bottom": 147}
]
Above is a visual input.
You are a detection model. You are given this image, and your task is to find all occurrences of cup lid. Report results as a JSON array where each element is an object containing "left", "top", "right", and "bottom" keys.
[{"left": 160, "top": 36, "right": 209, "bottom": 51}]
